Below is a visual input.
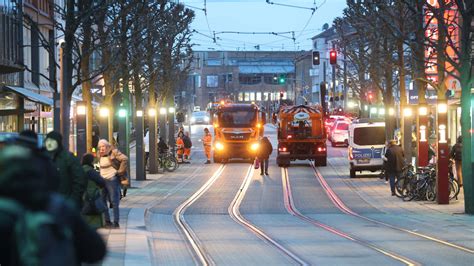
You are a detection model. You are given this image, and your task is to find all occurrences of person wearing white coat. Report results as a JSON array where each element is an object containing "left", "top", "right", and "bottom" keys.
[{"left": 144, "top": 129, "right": 150, "bottom": 169}]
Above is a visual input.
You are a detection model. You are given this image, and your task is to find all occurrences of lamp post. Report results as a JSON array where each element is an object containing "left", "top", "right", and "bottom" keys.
[
  {"left": 168, "top": 107, "right": 176, "bottom": 154},
  {"left": 159, "top": 107, "right": 167, "bottom": 142},
  {"left": 76, "top": 101, "right": 87, "bottom": 158},
  {"left": 437, "top": 100, "right": 449, "bottom": 204},
  {"left": 418, "top": 104, "right": 429, "bottom": 167},
  {"left": 135, "top": 110, "right": 146, "bottom": 180},
  {"left": 99, "top": 106, "right": 109, "bottom": 141},
  {"left": 118, "top": 107, "right": 130, "bottom": 187},
  {"left": 148, "top": 107, "right": 158, "bottom": 174},
  {"left": 403, "top": 106, "right": 413, "bottom": 165}
]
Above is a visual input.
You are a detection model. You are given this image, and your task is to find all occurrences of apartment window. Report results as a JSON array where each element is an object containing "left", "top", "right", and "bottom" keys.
[
  {"left": 239, "top": 74, "right": 261, "bottom": 85},
  {"left": 206, "top": 75, "right": 218, "bottom": 88},
  {"left": 31, "top": 24, "right": 40, "bottom": 86},
  {"left": 196, "top": 75, "right": 201, "bottom": 88}
]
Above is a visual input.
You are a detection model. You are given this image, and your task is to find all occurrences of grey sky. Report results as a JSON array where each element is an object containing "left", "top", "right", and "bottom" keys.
[{"left": 179, "top": 0, "right": 347, "bottom": 51}]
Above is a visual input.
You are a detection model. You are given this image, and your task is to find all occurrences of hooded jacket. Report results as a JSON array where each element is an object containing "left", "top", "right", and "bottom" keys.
[{"left": 46, "top": 131, "right": 86, "bottom": 208}]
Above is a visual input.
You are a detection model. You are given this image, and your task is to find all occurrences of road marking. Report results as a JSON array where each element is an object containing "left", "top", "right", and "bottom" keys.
[
  {"left": 311, "top": 162, "right": 474, "bottom": 255},
  {"left": 173, "top": 164, "right": 226, "bottom": 266},
  {"left": 229, "top": 166, "right": 309, "bottom": 266}
]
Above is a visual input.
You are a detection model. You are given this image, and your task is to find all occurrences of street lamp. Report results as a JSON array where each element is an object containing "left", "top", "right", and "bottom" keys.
[
  {"left": 388, "top": 107, "right": 395, "bottom": 116},
  {"left": 160, "top": 107, "right": 167, "bottom": 115},
  {"left": 135, "top": 109, "right": 146, "bottom": 180},
  {"left": 99, "top": 106, "right": 109, "bottom": 140},
  {"left": 148, "top": 108, "right": 156, "bottom": 117},
  {"left": 76, "top": 101, "right": 87, "bottom": 158},
  {"left": 418, "top": 104, "right": 429, "bottom": 167},
  {"left": 436, "top": 99, "right": 449, "bottom": 204},
  {"left": 403, "top": 107, "right": 413, "bottom": 117}
]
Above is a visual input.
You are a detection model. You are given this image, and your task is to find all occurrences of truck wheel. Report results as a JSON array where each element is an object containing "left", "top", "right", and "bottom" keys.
[
  {"left": 350, "top": 168, "right": 356, "bottom": 179},
  {"left": 314, "top": 157, "right": 327, "bottom": 166}
]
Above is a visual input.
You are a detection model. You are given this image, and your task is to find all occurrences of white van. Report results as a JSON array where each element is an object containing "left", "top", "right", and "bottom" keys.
[{"left": 348, "top": 119, "right": 386, "bottom": 178}]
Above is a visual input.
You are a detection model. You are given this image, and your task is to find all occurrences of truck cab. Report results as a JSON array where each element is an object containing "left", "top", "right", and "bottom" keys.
[{"left": 212, "top": 103, "right": 265, "bottom": 162}]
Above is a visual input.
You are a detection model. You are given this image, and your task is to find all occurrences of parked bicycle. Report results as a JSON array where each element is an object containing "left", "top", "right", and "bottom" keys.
[{"left": 158, "top": 150, "right": 179, "bottom": 172}]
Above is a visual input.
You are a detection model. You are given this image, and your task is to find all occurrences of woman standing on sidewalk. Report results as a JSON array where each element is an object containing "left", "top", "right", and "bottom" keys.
[
  {"left": 81, "top": 153, "right": 106, "bottom": 229},
  {"left": 98, "top": 139, "right": 128, "bottom": 228}
]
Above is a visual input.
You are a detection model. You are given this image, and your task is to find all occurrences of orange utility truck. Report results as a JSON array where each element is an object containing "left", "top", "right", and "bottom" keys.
[
  {"left": 212, "top": 103, "right": 265, "bottom": 162},
  {"left": 276, "top": 105, "right": 327, "bottom": 167}
]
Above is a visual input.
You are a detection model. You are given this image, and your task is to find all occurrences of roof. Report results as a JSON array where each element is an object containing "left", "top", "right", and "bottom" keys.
[{"left": 2, "top": 86, "right": 53, "bottom": 106}]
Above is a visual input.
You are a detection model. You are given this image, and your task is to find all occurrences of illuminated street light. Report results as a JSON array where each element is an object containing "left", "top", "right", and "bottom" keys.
[
  {"left": 99, "top": 107, "right": 109, "bottom": 117},
  {"left": 118, "top": 108, "right": 127, "bottom": 118},
  {"left": 168, "top": 107, "right": 175, "bottom": 113},
  {"left": 136, "top": 110, "right": 143, "bottom": 117},
  {"left": 379, "top": 108, "right": 385, "bottom": 115},
  {"left": 438, "top": 103, "right": 448, "bottom": 113},
  {"left": 419, "top": 106, "right": 428, "bottom": 116},
  {"left": 148, "top": 108, "right": 156, "bottom": 117},
  {"left": 403, "top": 107, "right": 412, "bottom": 117},
  {"left": 160, "top": 107, "right": 167, "bottom": 115},
  {"left": 388, "top": 108, "right": 395, "bottom": 116}
]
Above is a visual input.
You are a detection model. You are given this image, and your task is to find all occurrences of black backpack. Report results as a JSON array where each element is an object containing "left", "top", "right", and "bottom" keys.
[
  {"left": 183, "top": 136, "right": 192, "bottom": 149},
  {"left": 0, "top": 194, "right": 77, "bottom": 266}
]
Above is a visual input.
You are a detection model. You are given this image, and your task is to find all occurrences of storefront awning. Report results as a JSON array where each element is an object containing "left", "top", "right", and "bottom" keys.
[{"left": 2, "top": 86, "right": 53, "bottom": 106}]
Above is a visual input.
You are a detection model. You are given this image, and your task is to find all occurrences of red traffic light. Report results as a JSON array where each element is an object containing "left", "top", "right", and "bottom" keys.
[{"left": 329, "top": 50, "right": 337, "bottom": 64}]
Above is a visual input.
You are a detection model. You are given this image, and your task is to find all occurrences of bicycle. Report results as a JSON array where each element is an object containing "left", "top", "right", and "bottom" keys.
[{"left": 158, "top": 150, "right": 179, "bottom": 172}]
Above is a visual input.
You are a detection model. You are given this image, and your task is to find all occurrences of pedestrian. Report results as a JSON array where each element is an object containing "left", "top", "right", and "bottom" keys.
[
  {"left": 183, "top": 131, "right": 192, "bottom": 160},
  {"left": 257, "top": 136, "right": 273, "bottom": 175},
  {"left": 97, "top": 139, "right": 128, "bottom": 228},
  {"left": 176, "top": 131, "right": 185, "bottom": 163},
  {"left": 0, "top": 141, "right": 107, "bottom": 265},
  {"left": 381, "top": 141, "right": 389, "bottom": 182},
  {"left": 44, "top": 131, "right": 87, "bottom": 209},
  {"left": 81, "top": 153, "right": 106, "bottom": 229},
  {"left": 202, "top": 128, "right": 212, "bottom": 164},
  {"left": 144, "top": 129, "right": 150, "bottom": 169},
  {"left": 450, "top": 136, "right": 463, "bottom": 187},
  {"left": 385, "top": 139, "right": 405, "bottom": 196}
]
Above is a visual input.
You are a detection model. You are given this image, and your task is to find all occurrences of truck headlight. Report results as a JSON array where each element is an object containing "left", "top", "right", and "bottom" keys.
[
  {"left": 215, "top": 142, "right": 224, "bottom": 151},
  {"left": 250, "top": 143, "right": 259, "bottom": 151}
]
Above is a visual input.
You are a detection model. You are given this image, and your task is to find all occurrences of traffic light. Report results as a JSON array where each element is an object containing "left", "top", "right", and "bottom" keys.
[
  {"left": 278, "top": 74, "right": 286, "bottom": 84},
  {"left": 367, "top": 91, "right": 374, "bottom": 103},
  {"left": 312, "top": 51, "right": 320, "bottom": 66},
  {"left": 329, "top": 50, "right": 337, "bottom": 65}
]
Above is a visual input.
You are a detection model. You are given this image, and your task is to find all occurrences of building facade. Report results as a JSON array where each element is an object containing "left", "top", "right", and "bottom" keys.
[
  {"left": 185, "top": 51, "right": 305, "bottom": 113},
  {"left": 0, "top": 0, "right": 54, "bottom": 135}
]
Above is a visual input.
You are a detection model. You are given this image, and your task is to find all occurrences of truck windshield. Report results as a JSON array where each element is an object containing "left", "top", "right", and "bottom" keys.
[
  {"left": 353, "top": 126, "right": 385, "bottom": 145},
  {"left": 218, "top": 110, "right": 257, "bottom": 127}
]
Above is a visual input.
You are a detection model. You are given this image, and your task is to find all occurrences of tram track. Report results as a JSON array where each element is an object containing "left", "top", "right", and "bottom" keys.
[
  {"left": 310, "top": 162, "right": 474, "bottom": 255},
  {"left": 229, "top": 165, "right": 308, "bottom": 266},
  {"left": 173, "top": 164, "right": 226, "bottom": 266},
  {"left": 281, "top": 167, "right": 417, "bottom": 265}
]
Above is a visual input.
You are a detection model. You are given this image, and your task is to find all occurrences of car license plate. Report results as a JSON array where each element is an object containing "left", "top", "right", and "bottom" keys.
[{"left": 357, "top": 158, "right": 370, "bottom": 164}]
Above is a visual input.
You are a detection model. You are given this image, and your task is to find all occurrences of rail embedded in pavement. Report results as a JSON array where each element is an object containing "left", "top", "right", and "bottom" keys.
[
  {"left": 310, "top": 162, "right": 474, "bottom": 255},
  {"left": 173, "top": 164, "right": 226, "bottom": 266},
  {"left": 281, "top": 167, "right": 417, "bottom": 266},
  {"left": 229, "top": 166, "right": 309, "bottom": 266}
]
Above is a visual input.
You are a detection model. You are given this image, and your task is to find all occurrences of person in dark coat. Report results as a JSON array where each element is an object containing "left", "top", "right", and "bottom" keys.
[
  {"left": 257, "top": 136, "right": 273, "bottom": 175},
  {"left": 450, "top": 136, "right": 463, "bottom": 187},
  {"left": 44, "top": 131, "right": 87, "bottom": 209},
  {"left": 81, "top": 153, "right": 106, "bottom": 229},
  {"left": 0, "top": 142, "right": 106, "bottom": 265},
  {"left": 385, "top": 139, "right": 405, "bottom": 196}
]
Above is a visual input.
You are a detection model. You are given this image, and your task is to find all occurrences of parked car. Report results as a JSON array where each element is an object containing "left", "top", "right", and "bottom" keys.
[
  {"left": 190, "top": 111, "right": 210, "bottom": 125},
  {"left": 330, "top": 120, "right": 350, "bottom": 147},
  {"left": 325, "top": 115, "right": 349, "bottom": 141}
]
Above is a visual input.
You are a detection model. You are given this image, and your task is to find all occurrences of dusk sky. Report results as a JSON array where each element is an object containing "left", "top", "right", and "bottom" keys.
[{"left": 179, "top": 0, "right": 348, "bottom": 51}]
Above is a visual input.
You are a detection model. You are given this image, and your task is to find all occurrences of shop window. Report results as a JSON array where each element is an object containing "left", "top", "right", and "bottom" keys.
[
  {"left": 238, "top": 93, "right": 243, "bottom": 102},
  {"left": 244, "top": 92, "right": 250, "bottom": 102},
  {"left": 256, "top": 92, "right": 261, "bottom": 101},
  {"left": 250, "top": 92, "right": 255, "bottom": 101}
]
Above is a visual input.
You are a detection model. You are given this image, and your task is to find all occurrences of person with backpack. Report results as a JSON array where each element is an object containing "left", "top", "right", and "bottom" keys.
[
  {"left": 183, "top": 131, "right": 192, "bottom": 160},
  {"left": 98, "top": 139, "right": 128, "bottom": 228},
  {"left": 81, "top": 153, "right": 106, "bottom": 229},
  {"left": 0, "top": 141, "right": 107, "bottom": 265},
  {"left": 450, "top": 136, "right": 463, "bottom": 187},
  {"left": 44, "top": 131, "right": 87, "bottom": 209}
]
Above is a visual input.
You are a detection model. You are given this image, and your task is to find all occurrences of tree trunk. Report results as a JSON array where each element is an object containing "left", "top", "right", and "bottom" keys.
[{"left": 81, "top": 0, "right": 93, "bottom": 152}]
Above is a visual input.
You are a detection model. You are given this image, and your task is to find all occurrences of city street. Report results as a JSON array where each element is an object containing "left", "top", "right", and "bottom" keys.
[{"left": 99, "top": 125, "right": 474, "bottom": 265}]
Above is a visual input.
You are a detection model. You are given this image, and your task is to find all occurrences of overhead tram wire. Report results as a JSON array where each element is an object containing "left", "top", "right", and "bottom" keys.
[{"left": 265, "top": 0, "right": 317, "bottom": 12}]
